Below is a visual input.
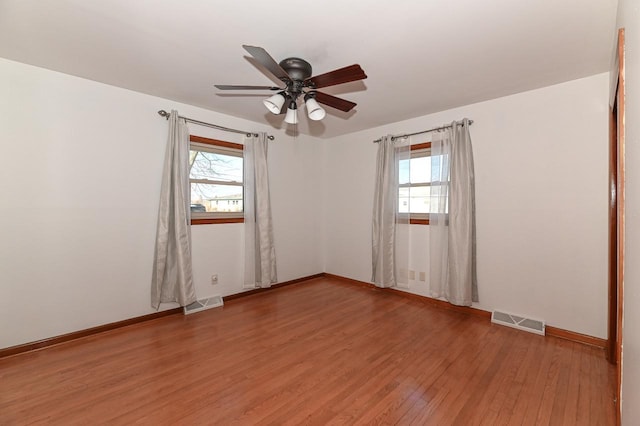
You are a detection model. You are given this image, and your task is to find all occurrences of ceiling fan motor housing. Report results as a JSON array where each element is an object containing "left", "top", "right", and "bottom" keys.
[{"left": 279, "top": 57, "right": 312, "bottom": 82}]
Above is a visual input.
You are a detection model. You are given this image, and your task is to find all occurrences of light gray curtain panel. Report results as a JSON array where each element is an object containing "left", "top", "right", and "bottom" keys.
[
  {"left": 372, "top": 135, "right": 406, "bottom": 287},
  {"left": 151, "top": 110, "right": 197, "bottom": 309},
  {"left": 244, "top": 133, "right": 277, "bottom": 288},
  {"left": 430, "top": 118, "right": 477, "bottom": 306}
]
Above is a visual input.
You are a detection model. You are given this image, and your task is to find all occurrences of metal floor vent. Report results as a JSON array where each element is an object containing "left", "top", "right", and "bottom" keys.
[
  {"left": 491, "top": 310, "right": 545, "bottom": 336},
  {"left": 183, "top": 295, "right": 224, "bottom": 315}
]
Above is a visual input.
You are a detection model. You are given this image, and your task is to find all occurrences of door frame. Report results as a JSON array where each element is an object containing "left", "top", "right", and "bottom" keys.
[{"left": 607, "top": 27, "right": 625, "bottom": 424}]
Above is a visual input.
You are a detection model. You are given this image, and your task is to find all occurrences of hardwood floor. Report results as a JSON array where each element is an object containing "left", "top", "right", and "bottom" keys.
[{"left": 0, "top": 277, "right": 615, "bottom": 425}]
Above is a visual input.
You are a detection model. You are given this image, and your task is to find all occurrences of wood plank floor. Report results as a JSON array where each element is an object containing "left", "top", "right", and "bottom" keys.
[{"left": 0, "top": 277, "right": 615, "bottom": 425}]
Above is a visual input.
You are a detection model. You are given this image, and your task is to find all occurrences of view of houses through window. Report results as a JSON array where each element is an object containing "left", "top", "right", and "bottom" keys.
[{"left": 189, "top": 139, "right": 243, "bottom": 217}]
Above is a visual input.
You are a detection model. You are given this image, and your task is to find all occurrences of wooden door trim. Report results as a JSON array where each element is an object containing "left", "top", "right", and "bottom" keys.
[
  {"left": 616, "top": 28, "right": 625, "bottom": 424},
  {"left": 608, "top": 102, "right": 618, "bottom": 363},
  {"left": 607, "top": 27, "right": 625, "bottom": 425}
]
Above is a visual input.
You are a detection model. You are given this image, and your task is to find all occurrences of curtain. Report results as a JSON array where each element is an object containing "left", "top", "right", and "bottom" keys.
[
  {"left": 396, "top": 137, "right": 412, "bottom": 289},
  {"left": 244, "top": 133, "right": 277, "bottom": 288},
  {"left": 151, "top": 110, "right": 197, "bottom": 309},
  {"left": 372, "top": 135, "right": 410, "bottom": 288},
  {"left": 429, "top": 119, "right": 477, "bottom": 306}
]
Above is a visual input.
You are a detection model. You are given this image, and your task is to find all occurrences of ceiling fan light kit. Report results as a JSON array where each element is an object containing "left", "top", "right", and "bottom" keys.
[
  {"left": 215, "top": 45, "right": 367, "bottom": 127},
  {"left": 304, "top": 93, "right": 326, "bottom": 121},
  {"left": 263, "top": 91, "right": 286, "bottom": 114},
  {"left": 284, "top": 101, "right": 298, "bottom": 124}
]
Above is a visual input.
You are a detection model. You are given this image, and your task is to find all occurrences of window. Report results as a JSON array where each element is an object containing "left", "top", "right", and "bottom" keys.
[
  {"left": 189, "top": 135, "right": 244, "bottom": 225},
  {"left": 398, "top": 142, "right": 447, "bottom": 224}
]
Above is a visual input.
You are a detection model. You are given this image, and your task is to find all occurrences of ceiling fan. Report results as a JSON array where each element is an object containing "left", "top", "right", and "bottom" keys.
[{"left": 215, "top": 45, "right": 367, "bottom": 125}]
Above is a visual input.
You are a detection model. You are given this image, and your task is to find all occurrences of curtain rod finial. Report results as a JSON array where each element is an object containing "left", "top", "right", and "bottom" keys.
[
  {"left": 267, "top": 135, "right": 275, "bottom": 141},
  {"left": 157, "top": 110, "right": 170, "bottom": 119}
]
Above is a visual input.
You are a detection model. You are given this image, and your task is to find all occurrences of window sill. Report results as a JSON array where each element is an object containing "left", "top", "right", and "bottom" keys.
[
  {"left": 409, "top": 218, "right": 430, "bottom": 225},
  {"left": 191, "top": 218, "right": 244, "bottom": 225}
]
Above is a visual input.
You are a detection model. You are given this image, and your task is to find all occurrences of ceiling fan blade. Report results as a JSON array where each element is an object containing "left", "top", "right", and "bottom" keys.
[
  {"left": 214, "top": 85, "right": 281, "bottom": 90},
  {"left": 305, "top": 64, "right": 367, "bottom": 89},
  {"left": 314, "top": 91, "right": 357, "bottom": 112},
  {"left": 242, "top": 45, "right": 291, "bottom": 83}
]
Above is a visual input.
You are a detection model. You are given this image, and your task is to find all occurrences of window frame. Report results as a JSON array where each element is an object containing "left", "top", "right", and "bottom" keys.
[
  {"left": 189, "top": 135, "right": 245, "bottom": 225},
  {"left": 401, "top": 142, "right": 432, "bottom": 225}
]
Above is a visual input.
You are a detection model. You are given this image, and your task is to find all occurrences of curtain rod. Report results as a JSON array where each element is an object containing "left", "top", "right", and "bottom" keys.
[
  {"left": 372, "top": 119, "right": 473, "bottom": 143},
  {"left": 157, "top": 110, "right": 275, "bottom": 140}
]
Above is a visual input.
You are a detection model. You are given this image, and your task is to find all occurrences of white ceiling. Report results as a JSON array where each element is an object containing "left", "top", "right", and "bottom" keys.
[{"left": 0, "top": 0, "right": 618, "bottom": 138}]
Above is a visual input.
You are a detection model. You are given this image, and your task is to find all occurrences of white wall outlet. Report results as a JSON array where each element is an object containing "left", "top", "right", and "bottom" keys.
[
  {"left": 211, "top": 274, "right": 218, "bottom": 285},
  {"left": 419, "top": 272, "right": 426, "bottom": 282},
  {"left": 409, "top": 270, "right": 416, "bottom": 280}
]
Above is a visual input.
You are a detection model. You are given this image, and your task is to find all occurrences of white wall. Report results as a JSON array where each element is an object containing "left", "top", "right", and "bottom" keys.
[
  {"left": 617, "top": 0, "right": 640, "bottom": 423},
  {"left": 324, "top": 73, "right": 610, "bottom": 338},
  {"left": 0, "top": 54, "right": 613, "bottom": 352},
  {"left": 0, "top": 58, "right": 324, "bottom": 349}
]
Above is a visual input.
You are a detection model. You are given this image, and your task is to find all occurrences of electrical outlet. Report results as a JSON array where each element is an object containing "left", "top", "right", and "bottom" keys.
[
  {"left": 419, "top": 272, "right": 426, "bottom": 282},
  {"left": 211, "top": 274, "right": 218, "bottom": 285},
  {"left": 409, "top": 270, "right": 416, "bottom": 280}
]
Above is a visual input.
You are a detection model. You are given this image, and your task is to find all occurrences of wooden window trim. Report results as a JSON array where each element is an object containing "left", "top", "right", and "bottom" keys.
[
  {"left": 190, "top": 135, "right": 244, "bottom": 225},
  {"left": 411, "top": 142, "right": 431, "bottom": 151},
  {"left": 191, "top": 218, "right": 244, "bottom": 225},
  {"left": 190, "top": 135, "right": 244, "bottom": 151}
]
